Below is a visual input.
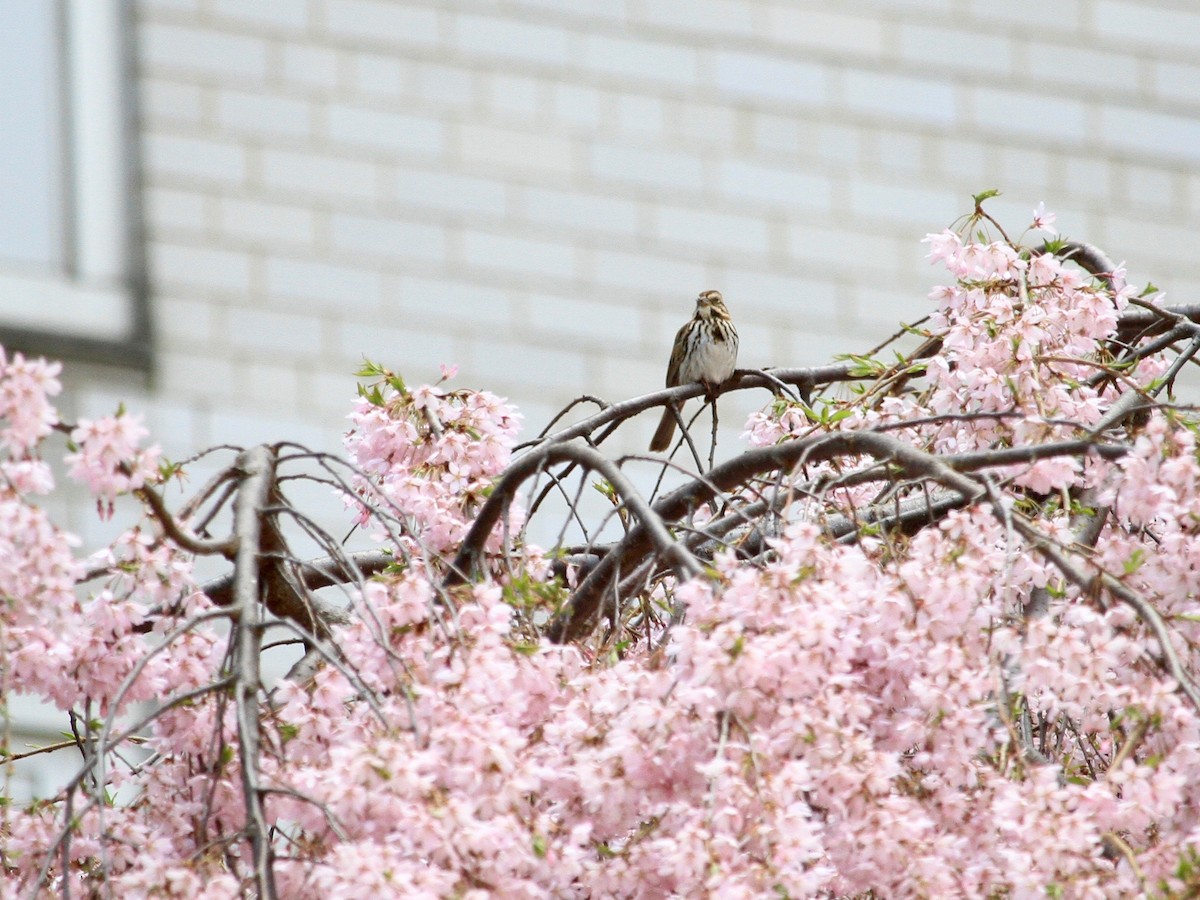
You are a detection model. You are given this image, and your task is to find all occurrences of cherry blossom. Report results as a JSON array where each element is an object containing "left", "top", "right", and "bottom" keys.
[{"left": 4, "top": 206, "right": 1200, "bottom": 896}]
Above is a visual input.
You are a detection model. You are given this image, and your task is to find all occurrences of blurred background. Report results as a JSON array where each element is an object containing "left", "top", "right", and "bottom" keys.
[{"left": 4, "top": 0, "right": 1200, "bottom": 794}]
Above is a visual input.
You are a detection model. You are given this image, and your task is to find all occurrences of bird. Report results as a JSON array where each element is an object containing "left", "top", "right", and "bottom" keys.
[{"left": 649, "top": 290, "right": 739, "bottom": 452}]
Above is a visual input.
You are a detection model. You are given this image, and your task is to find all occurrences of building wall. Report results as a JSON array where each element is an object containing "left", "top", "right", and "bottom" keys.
[{"left": 73, "top": 0, "right": 1200, "bottom": 518}]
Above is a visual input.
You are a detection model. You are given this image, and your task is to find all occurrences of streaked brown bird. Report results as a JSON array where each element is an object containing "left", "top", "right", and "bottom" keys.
[{"left": 649, "top": 290, "right": 739, "bottom": 452}]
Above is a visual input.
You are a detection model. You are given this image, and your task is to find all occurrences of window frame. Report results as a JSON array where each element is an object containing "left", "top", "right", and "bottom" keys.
[{"left": 0, "top": 0, "right": 150, "bottom": 370}]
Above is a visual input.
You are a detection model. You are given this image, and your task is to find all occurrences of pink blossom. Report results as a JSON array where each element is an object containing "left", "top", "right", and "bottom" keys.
[
  {"left": 1031, "top": 201, "right": 1058, "bottom": 235},
  {"left": 65, "top": 412, "right": 162, "bottom": 502}
]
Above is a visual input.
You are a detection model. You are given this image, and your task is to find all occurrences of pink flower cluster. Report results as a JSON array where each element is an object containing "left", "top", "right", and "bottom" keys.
[
  {"left": 343, "top": 372, "right": 522, "bottom": 556},
  {"left": 6, "top": 207, "right": 1200, "bottom": 895},
  {"left": 65, "top": 412, "right": 162, "bottom": 504}
]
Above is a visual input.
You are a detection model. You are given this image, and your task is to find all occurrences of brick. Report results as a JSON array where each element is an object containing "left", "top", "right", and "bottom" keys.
[
  {"left": 521, "top": 187, "right": 640, "bottom": 237},
  {"left": 228, "top": 306, "right": 325, "bottom": 354},
  {"left": 282, "top": 43, "right": 341, "bottom": 90},
  {"left": 1094, "top": 1, "right": 1200, "bottom": 52},
  {"left": 996, "top": 146, "right": 1054, "bottom": 193},
  {"left": 206, "top": 406, "right": 331, "bottom": 454},
  {"left": 144, "top": 134, "right": 247, "bottom": 185},
  {"left": 1155, "top": 60, "right": 1200, "bottom": 106},
  {"left": 717, "top": 160, "right": 833, "bottom": 212},
  {"left": 814, "top": 120, "right": 862, "bottom": 166},
  {"left": 864, "top": 129, "right": 926, "bottom": 175},
  {"left": 849, "top": 286, "right": 930, "bottom": 337},
  {"left": 486, "top": 73, "right": 544, "bottom": 120},
  {"left": 140, "top": 23, "right": 268, "bottom": 80},
  {"left": 504, "top": 0, "right": 629, "bottom": 22},
  {"left": 391, "top": 167, "right": 509, "bottom": 217},
  {"left": 463, "top": 338, "right": 588, "bottom": 393},
  {"left": 616, "top": 94, "right": 665, "bottom": 137},
  {"left": 590, "top": 143, "right": 703, "bottom": 192},
  {"left": 848, "top": 180, "right": 961, "bottom": 227},
  {"left": 1100, "top": 215, "right": 1200, "bottom": 273},
  {"left": 305, "top": 368, "right": 369, "bottom": 417},
  {"left": 141, "top": 79, "right": 205, "bottom": 126},
  {"left": 669, "top": 100, "right": 738, "bottom": 151},
  {"left": 266, "top": 257, "right": 383, "bottom": 309},
  {"left": 211, "top": 0, "right": 309, "bottom": 30},
  {"left": 656, "top": 205, "right": 771, "bottom": 256},
  {"left": 932, "top": 138, "right": 990, "bottom": 185},
  {"left": 712, "top": 51, "right": 825, "bottom": 105},
  {"left": 596, "top": 354, "right": 663, "bottom": 406},
  {"left": 1060, "top": 155, "right": 1113, "bottom": 204},
  {"left": 859, "top": 0, "right": 953, "bottom": 10},
  {"left": 462, "top": 231, "right": 578, "bottom": 280},
  {"left": 786, "top": 223, "right": 903, "bottom": 277},
  {"left": 583, "top": 34, "right": 699, "bottom": 87},
  {"left": 260, "top": 148, "right": 378, "bottom": 200},
  {"left": 460, "top": 124, "right": 574, "bottom": 176},
  {"left": 640, "top": 0, "right": 755, "bottom": 36},
  {"left": 330, "top": 212, "right": 447, "bottom": 263},
  {"left": 220, "top": 197, "right": 316, "bottom": 246},
  {"left": 971, "top": 87, "right": 1089, "bottom": 142},
  {"left": 156, "top": 296, "right": 217, "bottom": 344},
  {"left": 552, "top": 83, "right": 604, "bottom": 131},
  {"left": 1121, "top": 165, "right": 1179, "bottom": 212},
  {"left": 750, "top": 112, "right": 804, "bottom": 157},
  {"left": 898, "top": 23, "right": 1012, "bottom": 76},
  {"left": 965, "top": 0, "right": 1081, "bottom": 30},
  {"left": 843, "top": 70, "right": 957, "bottom": 127},
  {"left": 349, "top": 52, "right": 409, "bottom": 97},
  {"left": 523, "top": 291, "right": 634, "bottom": 346},
  {"left": 719, "top": 269, "right": 840, "bottom": 322},
  {"left": 141, "top": 0, "right": 200, "bottom": 11},
  {"left": 327, "top": 104, "right": 444, "bottom": 157},
  {"left": 216, "top": 89, "right": 311, "bottom": 137},
  {"left": 455, "top": 13, "right": 573, "bottom": 67},
  {"left": 235, "top": 359, "right": 303, "bottom": 410},
  {"left": 591, "top": 249, "right": 706, "bottom": 294},
  {"left": 1101, "top": 106, "right": 1200, "bottom": 164},
  {"left": 337, "top": 320, "right": 458, "bottom": 373},
  {"left": 145, "top": 187, "right": 208, "bottom": 234},
  {"left": 398, "top": 276, "right": 513, "bottom": 328},
  {"left": 157, "top": 352, "right": 237, "bottom": 402},
  {"left": 324, "top": 0, "right": 441, "bottom": 48},
  {"left": 151, "top": 243, "right": 251, "bottom": 293},
  {"left": 1023, "top": 41, "right": 1138, "bottom": 94},
  {"left": 763, "top": 6, "right": 885, "bottom": 56},
  {"left": 139, "top": 399, "right": 202, "bottom": 459},
  {"left": 416, "top": 64, "right": 475, "bottom": 110}
]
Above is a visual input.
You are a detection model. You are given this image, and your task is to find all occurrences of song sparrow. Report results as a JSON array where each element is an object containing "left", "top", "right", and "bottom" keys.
[{"left": 649, "top": 290, "right": 739, "bottom": 452}]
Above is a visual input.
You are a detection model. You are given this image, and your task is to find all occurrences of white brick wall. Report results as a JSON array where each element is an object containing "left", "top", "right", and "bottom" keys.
[{"left": 73, "top": 0, "right": 1200, "bottom": 472}]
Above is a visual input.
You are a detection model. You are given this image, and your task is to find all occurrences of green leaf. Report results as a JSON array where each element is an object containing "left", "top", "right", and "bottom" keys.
[
  {"left": 972, "top": 188, "right": 1001, "bottom": 206},
  {"left": 354, "top": 357, "right": 385, "bottom": 378}
]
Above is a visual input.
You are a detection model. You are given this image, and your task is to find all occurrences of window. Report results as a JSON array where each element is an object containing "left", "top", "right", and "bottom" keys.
[{"left": 0, "top": 0, "right": 148, "bottom": 366}]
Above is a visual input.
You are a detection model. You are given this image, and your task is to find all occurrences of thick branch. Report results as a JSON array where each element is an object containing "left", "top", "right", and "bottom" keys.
[
  {"left": 229, "top": 445, "right": 279, "bottom": 899},
  {"left": 549, "top": 431, "right": 989, "bottom": 643},
  {"left": 447, "top": 442, "right": 701, "bottom": 587}
]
